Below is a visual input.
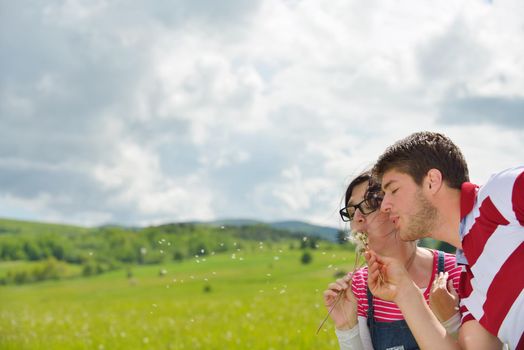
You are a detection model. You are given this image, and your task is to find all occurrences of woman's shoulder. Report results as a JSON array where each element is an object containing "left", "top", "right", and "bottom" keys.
[
  {"left": 433, "top": 249, "right": 462, "bottom": 274},
  {"left": 350, "top": 266, "right": 368, "bottom": 285},
  {"left": 432, "top": 249, "right": 457, "bottom": 262}
]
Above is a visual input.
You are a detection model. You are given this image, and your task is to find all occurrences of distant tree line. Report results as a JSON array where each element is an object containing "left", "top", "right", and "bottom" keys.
[{"left": 0, "top": 222, "right": 336, "bottom": 284}]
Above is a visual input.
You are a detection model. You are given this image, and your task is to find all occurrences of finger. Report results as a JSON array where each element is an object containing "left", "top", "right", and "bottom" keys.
[
  {"left": 345, "top": 286, "right": 357, "bottom": 301},
  {"left": 436, "top": 273, "right": 445, "bottom": 289},
  {"left": 448, "top": 280, "right": 459, "bottom": 299},
  {"left": 323, "top": 290, "right": 338, "bottom": 300},
  {"left": 343, "top": 273, "right": 353, "bottom": 282},
  {"left": 328, "top": 283, "right": 343, "bottom": 292},
  {"left": 431, "top": 274, "right": 439, "bottom": 292},
  {"left": 336, "top": 278, "right": 350, "bottom": 290}
]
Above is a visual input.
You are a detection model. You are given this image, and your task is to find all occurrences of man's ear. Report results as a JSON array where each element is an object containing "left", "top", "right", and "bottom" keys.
[{"left": 426, "top": 168, "right": 443, "bottom": 194}]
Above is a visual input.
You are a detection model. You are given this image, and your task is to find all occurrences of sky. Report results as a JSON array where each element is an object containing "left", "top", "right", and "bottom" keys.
[{"left": 0, "top": 0, "right": 523, "bottom": 229}]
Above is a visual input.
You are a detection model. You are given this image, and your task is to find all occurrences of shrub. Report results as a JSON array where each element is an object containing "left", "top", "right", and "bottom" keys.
[{"left": 301, "top": 251, "right": 312, "bottom": 265}]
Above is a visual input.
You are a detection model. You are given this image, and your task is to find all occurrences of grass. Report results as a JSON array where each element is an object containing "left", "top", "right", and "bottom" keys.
[{"left": 0, "top": 245, "right": 356, "bottom": 349}]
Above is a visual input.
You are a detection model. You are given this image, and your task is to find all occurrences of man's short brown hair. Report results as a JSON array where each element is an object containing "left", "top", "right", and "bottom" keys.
[{"left": 372, "top": 131, "right": 469, "bottom": 189}]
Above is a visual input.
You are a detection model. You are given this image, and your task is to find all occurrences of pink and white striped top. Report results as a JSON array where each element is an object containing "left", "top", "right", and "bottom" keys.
[{"left": 351, "top": 250, "right": 461, "bottom": 321}]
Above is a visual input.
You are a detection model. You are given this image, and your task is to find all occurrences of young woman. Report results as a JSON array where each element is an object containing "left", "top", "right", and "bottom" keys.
[{"left": 323, "top": 171, "right": 461, "bottom": 350}]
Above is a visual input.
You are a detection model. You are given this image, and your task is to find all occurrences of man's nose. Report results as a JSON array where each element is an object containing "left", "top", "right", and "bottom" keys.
[{"left": 381, "top": 194, "right": 392, "bottom": 213}]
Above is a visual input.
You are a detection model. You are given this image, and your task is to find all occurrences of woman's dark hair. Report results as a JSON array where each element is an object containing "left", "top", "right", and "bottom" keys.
[{"left": 344, "top": 170, "right": 383, "bottom": 208}]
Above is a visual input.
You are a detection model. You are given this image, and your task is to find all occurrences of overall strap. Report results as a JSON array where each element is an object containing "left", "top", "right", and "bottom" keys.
[
  {"left": 437, "top": 250, "right": 445, "bottom": 274},
  {"left": 366, "top": 286, "right": 374, "bottom": 320}
]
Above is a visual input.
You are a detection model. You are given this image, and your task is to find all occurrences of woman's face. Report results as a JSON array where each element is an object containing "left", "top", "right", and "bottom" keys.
[{"left": 348, "top": 182, "right": 398, "bottom": 250}]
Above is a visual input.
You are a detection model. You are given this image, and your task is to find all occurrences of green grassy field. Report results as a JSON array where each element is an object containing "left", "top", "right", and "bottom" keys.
[{"left": 0, "top": 245, "right": 356, "bottom": 349}]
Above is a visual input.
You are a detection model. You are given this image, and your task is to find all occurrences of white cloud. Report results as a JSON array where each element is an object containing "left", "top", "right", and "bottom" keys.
[{"left": 1, "top": 0, "right": 523, "bottom": 227}]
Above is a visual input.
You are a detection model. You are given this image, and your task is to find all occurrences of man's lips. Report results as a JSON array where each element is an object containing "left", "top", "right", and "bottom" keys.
[{"left": 389, "top": 215, "right": 400, "bottom": 226}]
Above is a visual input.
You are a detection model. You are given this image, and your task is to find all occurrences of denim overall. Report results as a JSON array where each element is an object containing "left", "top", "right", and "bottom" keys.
[{"left": 366, "top": 251, "right": 445, "bottom": 350}]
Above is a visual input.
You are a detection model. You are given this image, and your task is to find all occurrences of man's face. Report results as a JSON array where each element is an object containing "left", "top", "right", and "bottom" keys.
[{"left": 380, "top": 169, "right": 437, "bottom": 241}]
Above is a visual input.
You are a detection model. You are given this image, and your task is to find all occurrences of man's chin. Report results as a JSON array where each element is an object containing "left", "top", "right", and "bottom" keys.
[{"left": 399, "top": 228, "right": 420, "bottom": 242}]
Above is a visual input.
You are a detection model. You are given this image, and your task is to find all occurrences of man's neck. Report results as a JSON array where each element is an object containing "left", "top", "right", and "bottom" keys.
[{"left": 432, "top": 188, "right": 462, "bottom": 249}]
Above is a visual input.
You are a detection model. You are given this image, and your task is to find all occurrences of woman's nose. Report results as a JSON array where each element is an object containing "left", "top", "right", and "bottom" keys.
[{"left": 351, "top": 210, "right": 366, "bottom": 229}]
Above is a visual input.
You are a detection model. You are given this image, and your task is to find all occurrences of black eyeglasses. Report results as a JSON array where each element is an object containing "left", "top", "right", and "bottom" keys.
[{"left": 339, "top": 192, "right": 383, "bottom": 222}]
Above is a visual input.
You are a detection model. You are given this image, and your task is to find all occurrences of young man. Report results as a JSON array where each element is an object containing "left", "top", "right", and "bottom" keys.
[{"left": 365, "top": 131, "right": 523, "bottom": 350}]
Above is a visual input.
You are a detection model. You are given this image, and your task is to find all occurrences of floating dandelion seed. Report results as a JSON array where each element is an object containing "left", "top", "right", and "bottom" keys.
[
  {"left": 316, "top": 230, "right": 369, "bottom": 335},
  {"left": 303, "top": 236, "right": 308, "bottom": 242},
  {"left": 200, "top": 249, "right": 205, "bottom": 254}
]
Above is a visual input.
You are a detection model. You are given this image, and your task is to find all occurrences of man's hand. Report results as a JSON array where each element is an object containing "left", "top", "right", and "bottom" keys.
[{"left": 365, "top": 249, "right": 413, "bottom": 303}]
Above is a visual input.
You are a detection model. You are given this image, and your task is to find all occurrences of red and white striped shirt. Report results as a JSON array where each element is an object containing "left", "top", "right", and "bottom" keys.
[
  {"left": 351, "top": 250, "right": 461, "bottom": 321},
  {"left": 458, "top": 166, "right": 524, "bottom": 350}
]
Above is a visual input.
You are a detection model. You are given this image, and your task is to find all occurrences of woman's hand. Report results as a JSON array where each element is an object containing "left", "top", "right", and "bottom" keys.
[
  {"left": 322, "top": 273, "right": 358, "bottom": 329},
  {"left": 429, "top": 272, "right": 459, "bottom": 323}
]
